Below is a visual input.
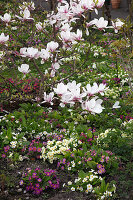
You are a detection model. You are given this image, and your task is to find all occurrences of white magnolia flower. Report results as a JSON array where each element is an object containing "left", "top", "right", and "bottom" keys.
[
  {"left": 36, "top": 22, "right": 43, "bottom": 31},
  {"left": 97, "top": 17, "right": 108, "bottom": 30},
  {"left": 83, "top": 82, "right": 106, "bottom": 96},
  {"left": 67, "top": 80, "right": 81, "bottom": 93},
  {"left": 95, "top": 0, "right": 105, "bottom": 8},
  {"left": 40, "top": 49, "right": 50, "bottom": 63},
  {"left": 93, "top": 17, "right": 108, "bottom": 30},
  {"left": 53, "top": 82, "right": 68, "bottom": 96},
  {"left": 0, "top": 13, "right": 11, "bottom": 23},
  {"left": 42, "top": 92, "right": 54, "bottom": 105},
  {"left": 61, "top": 23, "right": 72, "bottom": 32},
  {"left": 112, "top": 19, "right": 124, "bottom": 33},
  {"left": 73, "top": 29, "right": 82, "bottom": 40},
  {"left": 60, "top": 93, "right": 73, "bottom": 107},
  {"left": 112, "top": 101, "right": 121, "bottom": 109},
  {"left": 16, "top": 7, "right": 34, "bottom": 21},
  {"left": 60, "top": 30, "right": 74, "bottom": 42},
  {"left": 0, "top": 33, "right": 9, "bottom": 44},
  {"left": 81, "top": 0, "right": 95, "bottom": 10},
  {"left": 82, "top": 98, "right": 104, "bottom": 114},
  {"left": 20, "top": 47, "right": 40, "bottom": 59},
  {"left": 83, "top": 83, "right": 98, "bottom": 96},
  {"left": 47, "top": 41, "right": 59, "bottom": 52},
  {"left": 18, "top": 64, "right": 30, "bottom": 75}
]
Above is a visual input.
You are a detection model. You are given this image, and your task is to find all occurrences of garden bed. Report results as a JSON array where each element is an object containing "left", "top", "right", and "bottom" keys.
[{"left": 0, "top": 0, "right": 133, "bottom": 200}]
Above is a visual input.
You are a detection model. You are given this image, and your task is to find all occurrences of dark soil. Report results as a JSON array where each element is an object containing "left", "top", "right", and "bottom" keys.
[{"left": 0, "top": 158, "right": 96, "bottom": 200}]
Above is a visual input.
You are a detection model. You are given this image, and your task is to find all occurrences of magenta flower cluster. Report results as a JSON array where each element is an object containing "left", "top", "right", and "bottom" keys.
[
  {"left": 1, "top": 145, "right": 10, "bottom": 158},
  {"left": 20, "top": 167, "right": 60, "bottom": 195},
  {"left": 80, "top": 129, "right": 97, "bottom": 146},
  {"left": 28, "top": 139, "right": 43, "bottom": 159}
]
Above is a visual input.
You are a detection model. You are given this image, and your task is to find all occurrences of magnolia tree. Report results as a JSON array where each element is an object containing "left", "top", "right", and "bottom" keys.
[{"left": 0, "top": 0, "right": 124, "bottom": 114}]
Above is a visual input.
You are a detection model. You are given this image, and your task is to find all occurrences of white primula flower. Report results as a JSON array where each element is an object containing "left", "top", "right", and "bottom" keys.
[
  {"left": 18, "top": 64, "right": 30, "bottom": 75},
  {"left": 10, "top": 141, "right": 17, "bottom": 148},
  {"left": 68, "top": 181, "right": 72, "bottom": 185},
  {"left": 87, "top": 184, "right": 93, "bottom": 192},
  {"left": 89, "top": 174, "right": 94, "bottom": 181},
  {"left": 71, "top": 187, "right": 75, "bottom": 191}
]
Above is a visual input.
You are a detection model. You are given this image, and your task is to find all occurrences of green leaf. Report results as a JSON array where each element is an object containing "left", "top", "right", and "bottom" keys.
[
  {"left": 87, "top": 161, "right": 97, "bottom": 169},
  {"left": 78, "top": 170, "right": 86, "bottom": 179},
  {"left": 100, "top": 179, "right": 106, "bottom": 193}
]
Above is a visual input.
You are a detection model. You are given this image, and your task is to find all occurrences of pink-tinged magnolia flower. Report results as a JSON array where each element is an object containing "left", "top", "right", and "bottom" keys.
[
  {"left": 42, "top": 92, "right": 54, "bottom": 105},
  {"left": 69, "top": 89, "right": 86, "bottom": 103},
  {"left": 50, "top": 70, "right": 56, "bottom": 77},
  {"left": 0, "top": 13, "right": 11, "bottom": 23},
  {"left": 112, "top": 19, "right": 124, "bottom": 33},
  {"left": 50, "top": 62, "right": 60, "bottom": 77},
  {"left": 67, "top": 81, "right": 81, "bottom": 93},
  {"left": 40, "top": 49, "right": 50, "bottom": 64},
  {"left": 20, "top": 47, "right": 40, "bottom": 59},
  {"left": 36, "top": 22, "right": 43, "bottom": 31},
  {"left": 98, "top": 83, "right": 106, "bottom": 96},
  {"left": 81, "top": 0, "right": 95, "bottom": 11},
  {"left": 82, "top": 98, "right": 104, "bottom": 114},
  {"left": 94, "top": 17, "right": 108, "bottom": 30},
  {"left": 53, "top": 82, "right": 68, "bottom": 96},
  {"left": 71, "top": 4, "right": 84, "bottom": 16},
  {"left": 0, "top": 33, "right": 9, "bottom": 44},
  {"left": 73, "top": 29, "right": 82, "bottom": 40},
  {"left": 18, "top": 64, "right": 30, "bottom": 75},
  {"left": 19, "top": 1, "right": 35, "bottom": 11},
  {"left": 47, "top": 41, "right": 59, "bottom": 52},
  {"left": 86, "top": 19, "right": 98, "bottom": 27},
  {"left": 61, "top": 23, "right": 72, "bottom": 32},
  {"left": 60, "top": 93, "right": 73, "bottom": 107},
  {"left": 58, "top": 3, "right": 69, "bottom": 15},
  {"left": 83, "top": 83, "right": 98, "bottom": 97},
  {"left": 16, "top": 8, "right": 34, "bottom": 21},
  {"left": 95, "top": 0, "right": 105, "bottom": 8},
  {"left": 60, "top": 30, "right": 72, "bottom": 42},
  {"left": 51, "top": 62, "right": 60, "bottom": 70}
]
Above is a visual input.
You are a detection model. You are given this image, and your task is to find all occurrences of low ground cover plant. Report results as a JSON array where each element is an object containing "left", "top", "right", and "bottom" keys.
[{"left": 0, "top": 0, "right": 133, "bottom": 200}]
